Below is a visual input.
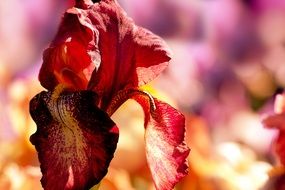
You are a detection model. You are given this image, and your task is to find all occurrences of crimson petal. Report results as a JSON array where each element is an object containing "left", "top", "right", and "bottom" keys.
[
  {"left": 275, "top": 131, "right": 285, "bottom": 165},
  {"left": 262, "top": 93, "right": 285, "bottom": 166},
  {"left": 263, "top": 114, "right": 285, "bottom": 165},
  {"left": 87, "top": 0, "right": 171, "bottom": 107},
  {"left": 29, "top": 88, "right": 118, "bottom": 190},
  {"left": 108, "top": 89, "right": 189, "bottom": 190},
  {"left": 263, "top": 113, "right": 285, "bottom": 130},
  {"left": 141, "top": 98, "right": 189, "bottom": 190},
  {"left": 262, "top": 113, "right": 285, "bottom": 166},
  {"left": 39, "top": 6, "right": 100, "bottom": 91},
  {"left": 39, "top": 0, "right": 170, "bottom": 109},
  {"left": 39, "top": 0, "right": 171, "bottom": 108}
]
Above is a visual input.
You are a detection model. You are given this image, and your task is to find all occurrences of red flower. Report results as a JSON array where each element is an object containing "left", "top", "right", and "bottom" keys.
[
  {"left": 30, "top": 0, "right": 190, "bottom": 189},
  {"left": 263, "top": 93, "right": 285, "bottom": 166},
  {"left": 262, "top": 93, "right": 285, "bottom": 189}
]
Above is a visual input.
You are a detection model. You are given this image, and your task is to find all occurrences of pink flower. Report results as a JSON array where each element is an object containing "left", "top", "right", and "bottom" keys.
[{"left": 29, "top": 0, "right": 190, "bottom": 189}]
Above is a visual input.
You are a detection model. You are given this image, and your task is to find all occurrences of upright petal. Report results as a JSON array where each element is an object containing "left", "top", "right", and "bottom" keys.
[
  {"left": 87, "top": 0, "right": 171, "bottom": 107},
  {"left": 38, "top": 0, "right": 171, "bottom": 107},
  {"left": 39, "top": 6, "right": 100, "bottom": 91},
  {"left": 29, "top": 87, "right": 119, "bottom": 190},
  {"left": 133, "top": 27, "right": 171, "bottom": 86},
  {"left": 107, "top": 89, "right": 189, "bottom": 190}
]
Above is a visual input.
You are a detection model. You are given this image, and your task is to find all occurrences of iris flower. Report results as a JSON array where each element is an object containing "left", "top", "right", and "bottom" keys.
[{"left": 29, "top": 0, "right": 189, "bottom": 189}]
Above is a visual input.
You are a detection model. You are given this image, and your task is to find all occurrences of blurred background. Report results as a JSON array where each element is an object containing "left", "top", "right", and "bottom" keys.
[{"left": 1, "top": 0, "right": 285, "bottom": 189}]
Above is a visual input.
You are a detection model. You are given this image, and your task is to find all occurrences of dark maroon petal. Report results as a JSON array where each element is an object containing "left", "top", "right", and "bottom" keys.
[
  {"left": 75, "top": 0, "right": 94, "bottom": 9},
  {"left": 107, "top": 89, "right": 189, "bottom": 190},
  {"left": 29, "top": 87, "right": 118, "bottom": 190}
]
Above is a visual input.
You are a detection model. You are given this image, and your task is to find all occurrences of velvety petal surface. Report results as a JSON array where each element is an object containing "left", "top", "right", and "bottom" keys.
[
  {"left": 142, "top": 99, "right": 189, "bottom": 190},
  {"left": 39, "top": 7, "right": 100, "bottom": 91},
  {"left": 87, "top": 0, "right": 171, "bottom": 107},
  {"left": 39, "top": 0, "right": 171, "bottom": 107},
  {"left": 108, "top": 89, "right": 189, "bottom": 190},
  {"left": 29, "top": 88, "right": 119, "bottom": 190}
]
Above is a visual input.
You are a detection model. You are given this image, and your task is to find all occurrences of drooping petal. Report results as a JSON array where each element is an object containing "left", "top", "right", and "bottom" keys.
[
  {"left": 39, "top": 6, "right": 100, "bottom": 91},
  {"left": 142, "top": 98, "right": 189, "bottom": 190},
  {"left": 107, "top": 89, "right": 189, "bottom": 190},
  {"left": 29, "top": 87, "right": 119, "bottom": 190},
  {"left": 87, "top": 0, "right": 171, "bottom": 107}
]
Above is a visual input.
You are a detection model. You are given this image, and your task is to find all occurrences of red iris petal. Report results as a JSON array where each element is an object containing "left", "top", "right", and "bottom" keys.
[
  {"left": 107, "top": 89, "right": 190, "bottom": 190},
  {"left": 29, "top": 89, "right": 119, "bottom": 190},
  {"left": 39, "top": 7, "right": 100, "bottom": 91},
  {"left": 39, "top": 0, "right": 171, "bottom": 107},
  {"left": 110, "top": 89, "right": 189, "bottom": 190},
  {"left": 87, "top": 0, "right": 171, "bottom": 107},
  {"left": 142, "top": 99, "right": 189, "bottom": 190}
]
